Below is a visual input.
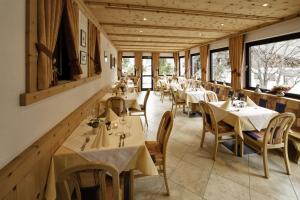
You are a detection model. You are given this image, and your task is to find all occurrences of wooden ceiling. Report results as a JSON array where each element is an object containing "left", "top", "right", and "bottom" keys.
[{"left": 84, "top": 0, "right": 300, "bottom": 52}]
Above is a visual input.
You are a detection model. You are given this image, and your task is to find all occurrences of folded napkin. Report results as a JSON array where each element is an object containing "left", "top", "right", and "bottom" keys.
[
  {"left": 246, "top": 96, "right": 257, "bottom": 107},
  {"left": 106, "top": 108, "right": 119, "bottom": 122},
  {"left": 220, "top": 99, "right": 231, "bottom": 110},
  {"left": 91, "top": 124, "right": 110, "bottom": 148},
  {"left": 199, "top": 85, "right": 206, "bottom": 91}
]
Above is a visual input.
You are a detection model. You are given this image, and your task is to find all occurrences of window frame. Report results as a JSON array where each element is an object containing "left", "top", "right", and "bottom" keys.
[
  {"left": 190, "top": 53, "right": 200, "bottom": 77},
  {"left": 245, "top": 32, "right": 300, "bottom": 99},
  {"left": 209, "top": 47, "right": 231, "bottom": 85},
  {"left": 141, "top": 56, "right": 153, "bottom": 90},
  {"left": 179, "top": 56, "right": 185, "bottom": 77},
  {"left": 158, "top": 56, "right": 175, "bottom": 76},
  {"left": 21, "top": 0, "right": 104, "bottom": 106},
  {"left": 121, "top": 56, "right": 136, "bottom": 77}
]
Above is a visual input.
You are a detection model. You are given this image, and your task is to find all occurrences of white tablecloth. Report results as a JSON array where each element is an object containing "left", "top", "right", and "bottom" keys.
[
  {"left": 208, "top": 101, "right": 278, "bottom": 139},
  {"left": 45, "top": 116, "right": 157, "bottom": 200},
  {"left": 178, "top": 89, "right": 207, "bottom": 105},
  {"left": 101, "top": 92, "right": 141, "bottom": 111}
]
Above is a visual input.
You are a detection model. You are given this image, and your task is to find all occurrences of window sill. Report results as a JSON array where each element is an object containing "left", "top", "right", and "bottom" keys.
[
  {"left": 244, "top": 88, "right": 300, "bottom": 102},
  {"left": 20, "top": 75, "right": 101, "bottom": 106}
]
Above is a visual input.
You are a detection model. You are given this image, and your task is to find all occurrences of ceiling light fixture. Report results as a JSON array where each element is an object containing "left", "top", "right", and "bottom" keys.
[
  {"left": 143, "top": 17, "right": 147, "bottom": 21},
  {"left": 139, "top": 30, "right": 143, "bottom": 33},
  {"left": 262, "top": 3, "right": 269, "bottom": 7},
  {"left": 221, "top": 23, "right": 224, "bottom": 26}
]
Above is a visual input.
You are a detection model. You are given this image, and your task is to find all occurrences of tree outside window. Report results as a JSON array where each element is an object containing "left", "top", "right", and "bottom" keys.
[
  {"left": 248, "top": 36, "right": 300, "bottom": 95},
  {"left": 159, "top": 57, "right": 175, "bottom": 76},
  {"left": 121, "top": 57, "right": 135, "bottom": 76},
  {"left": 191, "top": 54, "right": 201, "bottom": 77},
  {"left": 179, "top": 57, "right": 185, "bottom": 76},
  {"left": 211, "top": 48, "right": 231, "bottom": 83}
]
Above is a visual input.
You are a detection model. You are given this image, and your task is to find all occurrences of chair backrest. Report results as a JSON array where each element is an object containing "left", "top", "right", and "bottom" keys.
[
  {"left": 228, "top": 90, "right": 234, "bottom": 98},
  {"left": 106, "top": 96, "right": 126, "bottom": 116},
  {"left": 199, "top": 101, "right": 218, "bottom": 134},
  {"left": 210, "top": 86, "right": 214, "bottom": 91},
  {"left": 144, "top": 89, "right": 151, "bottom": 112},
  {"left": 238, "top": 92, "right": 245, "bottom": 100},
  {"left": 263, "top": 112, "right": 295, "bottom": 146},
  {"left": 206, "top": 91, "right": 218, "bottom": 102},
  {"left": 170, "top": 88, "right": 176, "bottom": 103},
  {"left": 57, "top": 163, "right": 120, "bottom": 200},
  {"left": 259, "top": 98, "right": 268, "bottom": 108},
  {"left": 275, "top": 102, "right": 286, "bottom": 113},
  {"left": 215, "top": 87, "right": 220, "bottom": 94},
  {"left": 156, "top": 111, "right": 174, "bottom": 155}
]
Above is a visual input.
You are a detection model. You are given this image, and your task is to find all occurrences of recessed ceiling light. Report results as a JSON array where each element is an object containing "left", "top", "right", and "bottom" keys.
[
  {"left": 262, "top": 3, "right": 269, "bottom": 7},
  {"left": 139, "top": 30, "right": 143, "bottom": 33},
  {"left": 221, "top": 23, "right": 224, "bottom": 26},
  {"left": 143, "top": 17, "right": 147, "bottom": 21}
]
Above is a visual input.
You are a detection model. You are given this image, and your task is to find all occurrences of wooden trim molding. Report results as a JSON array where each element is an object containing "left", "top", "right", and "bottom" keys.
[
  {"left": 20, "top": 75, "right": 101, "bottom": 106},
  {"left": 1, "top": 87, "right": 108, "bottom": 200}
]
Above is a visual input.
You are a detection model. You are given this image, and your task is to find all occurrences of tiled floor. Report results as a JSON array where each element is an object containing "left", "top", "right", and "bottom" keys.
[{"left": 135, "top": 91, "right": 300, "bottom": 200}]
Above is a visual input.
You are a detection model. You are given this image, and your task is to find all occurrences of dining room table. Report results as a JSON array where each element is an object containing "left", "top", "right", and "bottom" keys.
[
  {"left": 45, "top": 114, "right": 158, "bottom": 200},
  {"left": 208, "top": 100, "right": 278, "bottom": 155}
]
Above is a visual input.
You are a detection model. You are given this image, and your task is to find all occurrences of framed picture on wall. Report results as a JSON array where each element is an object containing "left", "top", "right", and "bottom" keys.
[
  {"left": 112, "top": 56, "right": 116, "bottom": 68},
  {"left": 80, "top": 29, "right": 86, "bottom": 47},
  {"left": 110, "top": 54, "right": 113, "bottom": 68},
  {"left": 80, "top": 51, "right": 87, "bottom": 65}
]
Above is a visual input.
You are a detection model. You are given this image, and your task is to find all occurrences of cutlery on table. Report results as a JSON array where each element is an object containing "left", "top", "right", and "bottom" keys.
[
  {"left": 122, "top": 134, "right": 126, "bottom": 147},
  {"left": 81, "top": 136, "right": 90, "bottom": 151},
  {"left": 119, "top": 135, "right": 122, "bottom": 147}
]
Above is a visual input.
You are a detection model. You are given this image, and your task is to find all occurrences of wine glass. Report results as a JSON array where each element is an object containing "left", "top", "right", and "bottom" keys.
[{"left": 125, "top": 120, "right": 132, "bottom": 137}]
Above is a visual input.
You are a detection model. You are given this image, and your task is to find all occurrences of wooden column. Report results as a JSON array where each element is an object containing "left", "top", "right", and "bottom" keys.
[
  {"left": 173, "top": 52, "right": 179, "bottom": 76},
  {"left": 184, "top": 50, "right": 190, "bottom": 79},
  {"left": 117, "top": 51, "right": 122, "bottom": 79},
  {"left": 200, "top": 45, "right": 209, "bottom": 82}
]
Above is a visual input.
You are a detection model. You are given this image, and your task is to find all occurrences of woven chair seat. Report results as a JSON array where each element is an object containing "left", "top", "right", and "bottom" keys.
[{"left": 145, "top": 141, "right": 163, "bottom": 164}]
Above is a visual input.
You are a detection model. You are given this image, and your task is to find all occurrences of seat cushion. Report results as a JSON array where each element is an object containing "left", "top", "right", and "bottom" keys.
[
  {"left": 244, "top": 130, "right": 264, "bottom": 141},
  {"left": 145, "top": 141, "right": 163, "bottom": 163},
  {"left": 217, "top": 121, "right": 234, "bottom": 134}
]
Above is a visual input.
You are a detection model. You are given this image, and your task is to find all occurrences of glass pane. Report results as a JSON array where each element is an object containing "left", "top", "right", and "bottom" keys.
[
  {"left": 249, "top": 38, "right": 300, "bottom": 95},
  {"left": 122, "top": 57, "right": 135, "bottom": 76},
  {"left": 142, "top": 58, "right": 152, "bottom": 76},
  {"left": 191, "top": 54, "right": 201, "bottom": 77},
  {"left": 211, "top": 50, "right": 231, "bottom": 83},
  {"left": 179, "top": 57, "right": 185, "bottom": 76},
  {"left": 159, "top": 58, "right": 175, "bottom": 75},
  {"left": 142, "top": 76, "right": 152, "bottom": 89}
]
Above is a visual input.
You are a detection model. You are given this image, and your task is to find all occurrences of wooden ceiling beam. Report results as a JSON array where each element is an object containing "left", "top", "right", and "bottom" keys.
[
  {"left": 108, "top": 33, "right": 216, "bottom": 40},
  {"left": 112, "top": 40, "right": 199, "bottom": 44},
  {"left": 102, "top": 23, "right": 234, "bottom": 33},
  {"left": 116, "top": 44, "right": 187, "bottom": 48},
  {"left": 85, "top": 1, "right": 279, "bottom": 21}
]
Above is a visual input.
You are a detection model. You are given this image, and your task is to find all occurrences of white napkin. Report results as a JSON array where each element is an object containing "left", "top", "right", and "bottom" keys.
[
  {"left": 246, "top": 96, "right": 257, "bottom": 107},
  {"left": 106, "top": 108, "right": 119, "bottom": 121},
  {"left": 199, "top": 85, "right": 206, "bottom": 91},
  {"left": 220, "top": 99, "right": 231, "bottom": 110},
  {"left": 91, "top": 124, "right": 109, "bottom": 148}
]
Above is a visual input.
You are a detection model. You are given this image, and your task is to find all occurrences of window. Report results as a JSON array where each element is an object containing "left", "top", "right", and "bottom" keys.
[
  {"left": 179, "top": 56, "right": 185, "bottom": 76},
  {"left": 121, "top": 56, "right": 135, "bottom": 76},
  {"left": 210, "top": 48, "right": 231, "bottom": 83},
  {"left": 190, "top": 53, "right": 201, "bottom": 77},
  {"left": 246, "top": 32, "right": 300, "bottom": 97},
  {"left": 159, "top": 57, "right": 175, "bottom": 76},
  {"left": 142, "top": 57, "right": 152, "bottom": 90}
]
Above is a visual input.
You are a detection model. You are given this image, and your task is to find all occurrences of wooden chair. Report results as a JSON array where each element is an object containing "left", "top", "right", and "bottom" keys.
[
  {"left": 159, "top": 82, "right": 171, "bottom": 103},
  {"left": 259, "top": 98, "right": 268, "bottom": 108},
  {"left": 145, "top": 111, "right": 174, "bottom": 195},
  {"left": 199, "top": 101, "right": 238, "bottom": 160},
  {"left": 106, "top": 96, "right": 127, "bottom": 116},
  {"left": 57, "top": 163, "right": 122, "bottom": 200},
  {"left": 170, "top": 88, "right": 186, "bottom": 117},
  {"left": 206, "top": 91, "right": 218, "bottom": 102},
  {"left": 243, "top": 112, "right": 295, "bottom": 178},
  {"left": 129, "top": 89, "right": 150, "bottom": 126},
  {"left": 133, "top": 77, "right": 140, "bottom": 93}
]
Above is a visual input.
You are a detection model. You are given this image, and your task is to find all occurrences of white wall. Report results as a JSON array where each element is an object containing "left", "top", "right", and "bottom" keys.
[{"left": 0, "top": 0, "right": 117, "bottom": 168}]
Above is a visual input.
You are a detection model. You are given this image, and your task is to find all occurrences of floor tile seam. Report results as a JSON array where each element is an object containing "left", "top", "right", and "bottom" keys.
[
  {"left": 201, "top": 160, "right": 216, "bottom": 199},
  {"left": 168, "top": 179, "right": 204, "bottom": 199},
  {"left": 289, "top": 174, "right": 299, "bottom": 200}
]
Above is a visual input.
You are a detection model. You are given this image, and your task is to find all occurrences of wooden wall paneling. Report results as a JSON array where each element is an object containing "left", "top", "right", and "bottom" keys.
[
  {"left": 25, "top": 0, "right": 37, "bottom": 92},
  {"left": 0, "top": 88, "right": 108, "bottom": 200}
]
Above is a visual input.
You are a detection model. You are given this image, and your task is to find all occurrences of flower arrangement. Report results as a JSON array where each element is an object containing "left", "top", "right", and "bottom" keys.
[{"left": 269, "top": 85, "right": 290, "bottom": 96}]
